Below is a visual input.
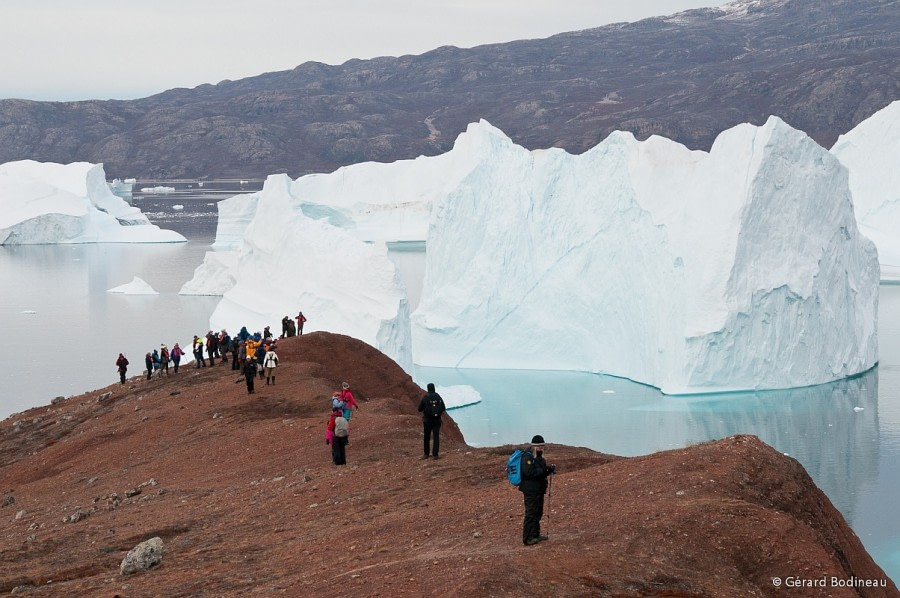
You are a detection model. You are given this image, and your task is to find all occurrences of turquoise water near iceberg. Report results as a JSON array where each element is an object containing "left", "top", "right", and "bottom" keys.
[{"left": 416, "top": 285, "right": 900, "bottom": 584}]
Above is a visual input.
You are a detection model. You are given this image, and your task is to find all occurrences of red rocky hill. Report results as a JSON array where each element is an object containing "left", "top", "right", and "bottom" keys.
[{"left": 0, "top": 332, "right": 895, "bottom": 596}]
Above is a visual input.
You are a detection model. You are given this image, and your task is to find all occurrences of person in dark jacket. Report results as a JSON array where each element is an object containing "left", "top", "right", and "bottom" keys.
[
  {"left": 519, "top": 434, "right": 555, "bottom": 545},
  {"left": 243, "top": 357, "right": 257, "bottom": 394},
  {"left": 144, "top": 352, "right": 153, "bottom": 381},
  {"left": 116, "top": 353, "right": 129, "bottom": 384},
  {"left": 417, "top": 383, "right": 446, "bottom": 460}
]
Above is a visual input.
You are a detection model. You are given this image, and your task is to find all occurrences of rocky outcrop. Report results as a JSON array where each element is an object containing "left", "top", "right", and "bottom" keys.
[
  {"left": 0, "top": 332, "right": 894, "bottom": 595},
  {"left": 0, "top": 0, "right": 896, "bottom": 179},
  {"left": 120, "top": 537, "right": 164, "bottom": 575}
]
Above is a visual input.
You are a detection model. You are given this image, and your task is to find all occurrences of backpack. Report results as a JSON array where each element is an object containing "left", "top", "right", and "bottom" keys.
[
  {"left": 332, "top": 397, "right": 346, "bottom": 411},
  {"left": 334, "top": 416, "right": 349, "bottom": 438},
  {"left": 506, "top": 449, "right": 526, "bottom": 487},
  {"left": 424, "top": 395, "right": 444, "bottom": 418}
]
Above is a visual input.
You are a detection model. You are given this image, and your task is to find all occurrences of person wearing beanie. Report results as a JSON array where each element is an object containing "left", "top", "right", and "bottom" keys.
[
  {"left": 519, "top": 434, "right": 556, "bottom": 545},
  {"left": 417, "top": 382, "right": 446, "bottom": 460}
]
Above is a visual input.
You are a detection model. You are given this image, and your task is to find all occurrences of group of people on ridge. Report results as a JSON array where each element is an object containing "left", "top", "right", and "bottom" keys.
[{"left": 116, "top": 316, "right": 555, "bottom": 546}]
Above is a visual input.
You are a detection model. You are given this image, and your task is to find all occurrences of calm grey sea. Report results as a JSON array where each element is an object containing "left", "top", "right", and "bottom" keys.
[{"left": 0, "top": 187, "right": 897, "bottom": 583}]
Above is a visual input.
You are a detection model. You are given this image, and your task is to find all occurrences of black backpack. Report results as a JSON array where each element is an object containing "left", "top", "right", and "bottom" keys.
[{"left": 424, "top": 394, "right": 444, "bottom": 418}]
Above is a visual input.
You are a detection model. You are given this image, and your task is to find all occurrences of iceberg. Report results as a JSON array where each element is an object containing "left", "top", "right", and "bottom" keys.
[
  {"left": 140, "top": 186, "right": 176, "bottom": 193},
  {"left": 206, "top": 175, "right": 413, "bottom": 372},
  {"left": 193, "top": 117, "right": 878, "bottom": 394},
  {"left": 179, "top": 250, "right": 238, "bottom": 296},
  {"left": 437, "top": 385, "right": 482, "bottom": 409},
  {"left": 0, "top": 161, "right": 185, "bottom": 244},
  {"left": 107, "top": 276, "right": 159, "bottom": 295},
  {"left": 412, "top": 118, "right": 878, "bottom": 394},
  {"left": 831, "top": 100, "right": 900, "bottom": 281}
]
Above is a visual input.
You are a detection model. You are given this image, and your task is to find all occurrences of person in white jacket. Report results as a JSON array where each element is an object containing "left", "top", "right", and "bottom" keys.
[{"left": 263, "top": 348, "right": 279, "bottom": 385}]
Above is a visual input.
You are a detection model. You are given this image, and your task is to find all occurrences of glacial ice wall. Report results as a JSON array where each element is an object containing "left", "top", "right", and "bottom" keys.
[
  {"left": 205, "top": 175, "right": 413, "bottom": 372},
  {"left": 0, "top": 160, "right": 185, "bottom": 244},
  {"left": 411, "top": 118, "right": 879, "bottom": 393},
  {"left": 831, "top": 100, "right": 900, "bottom": 280}
]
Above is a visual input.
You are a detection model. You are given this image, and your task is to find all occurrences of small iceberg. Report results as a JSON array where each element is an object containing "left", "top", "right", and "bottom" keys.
[
  {"left": 602, "top": 390, "right": 616, "bottom": 394},
  {"left": 853, "top": 406, "right": 865, "bottom": 412},
  {"left": 437, "top": 384, "right": 482, "bottom": 409},
  {"left": 172, "top": 205, "right": 184, "bottom": 210},
  {"left": 107, "top": 276, "right": 159, "bottom": 295},
  {"left": 140, "top": 186, "right": 176, "bottom": 193},
  {"left": 21, "top": 310, "right": 36, "bottom": 314}
]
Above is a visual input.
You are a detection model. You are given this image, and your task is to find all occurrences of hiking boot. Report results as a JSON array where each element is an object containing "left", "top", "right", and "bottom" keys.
[
  {"left": 420, "top": 454, "right": 431, "bottom": 460},
  {"left": 524, "top": 537, "right": 541, "bottom": 546},
  {"left": 432, "top": 455, "right": 440, "bottom": 460},
  {"left": 537, "top": 535, "right": 549, "bottom": 542}
]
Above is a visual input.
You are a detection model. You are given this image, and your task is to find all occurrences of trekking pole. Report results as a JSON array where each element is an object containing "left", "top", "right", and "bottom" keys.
[{"left": 546, "top": 472, "right": 552, "bottom": 538}]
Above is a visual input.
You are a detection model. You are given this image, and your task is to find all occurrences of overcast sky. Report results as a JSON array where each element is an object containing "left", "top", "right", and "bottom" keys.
[{"left": 1, "top": 0, "right": 724, "bottom": 102}]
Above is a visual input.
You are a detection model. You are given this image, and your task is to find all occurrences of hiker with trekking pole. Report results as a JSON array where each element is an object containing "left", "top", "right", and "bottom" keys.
[{"left": 518, "top": 434, "right": 556, "bottom": 545}]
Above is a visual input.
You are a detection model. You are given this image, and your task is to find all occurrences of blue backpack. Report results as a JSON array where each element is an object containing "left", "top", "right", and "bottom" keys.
[{"left": 506, "top": 449, "right": 526, "bottom": 486}]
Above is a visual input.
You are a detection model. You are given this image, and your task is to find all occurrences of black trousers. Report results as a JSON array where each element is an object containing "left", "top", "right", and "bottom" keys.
[
  {"left": 245, "top": 374, "right": 255, "bottom": 394},
  {"left": 119, "top": 370, "right": 126, "bottom": 384},
  {"left": 522, "top": 491, "right": 545, "bottom": 544},
  {"left": 423, "top": 419, "right": 441, "bottom": 457},
  {"left": 332, "top": 436, "right": 347, "bottom": 465}
]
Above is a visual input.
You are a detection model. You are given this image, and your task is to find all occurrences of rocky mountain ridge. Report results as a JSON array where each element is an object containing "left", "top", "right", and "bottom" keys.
[
  {"left": 0, "top": 0, "right": 897, "bottom": 179},
  {"left": 0, "top": 332, "right": 896, "bottom": 596}
]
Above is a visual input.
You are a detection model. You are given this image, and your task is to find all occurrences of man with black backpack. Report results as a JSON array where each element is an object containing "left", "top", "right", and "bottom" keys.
[
  {"left": 417, "top": 383, "right": 446, "bottom": 460},
  {"left": 520, "top": 435, "right": 555, "bottom": 545}
]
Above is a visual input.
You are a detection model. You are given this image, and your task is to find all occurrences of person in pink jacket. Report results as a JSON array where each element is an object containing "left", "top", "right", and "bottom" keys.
[
  {"left": 339, "top": 381, "right": 358, "bottom": 420},
  {"left": 170, "top": 343, "right": 184, "bottom": 374}
]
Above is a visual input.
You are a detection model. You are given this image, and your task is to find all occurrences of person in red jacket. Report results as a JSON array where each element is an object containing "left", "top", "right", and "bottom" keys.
[
  {"left": 116, "top": 353, "right": 129, "bottom": 384},
  {"left": 296, "top": 311, "right": 307, "bottom": 335}
]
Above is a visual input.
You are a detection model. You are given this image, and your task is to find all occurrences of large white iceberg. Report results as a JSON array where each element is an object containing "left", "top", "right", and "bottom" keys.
[
  {"left": 0, "top": 160, "right": 185, "bottom": 244},
  {"left": 831, "top": 100, "right": 900, "bottom": 281},
  {"left": 206, "top": 175, "right": 413, "bottom": 372},
  {"left": 189, "top": 118, "right": 878, "bottom": 394},
  {"left": 412, "top": 118, "right": 878, "bottom": 394}
]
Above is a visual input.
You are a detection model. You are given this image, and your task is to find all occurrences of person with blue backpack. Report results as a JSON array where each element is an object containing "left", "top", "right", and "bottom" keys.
[{"left": 514, "top": 435, "right": 556, "bottom": 545}]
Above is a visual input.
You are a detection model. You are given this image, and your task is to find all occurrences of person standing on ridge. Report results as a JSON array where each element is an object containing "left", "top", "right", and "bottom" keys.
[
  {"left": 339, "top": 381, "right": 358, "bottom": 421},
  {"left": 159, "top": 344, "right": 170, "bottom": 377},
  {"left": 193, "top": 336, "right": 206, "bottom": 368},
  {"left": 171, "top": 343, "right": 183, "bottom": 373},
  {"left": 296, "top": 311, "right": 307, "bottom": 335},
  {"left": 519, "top": 434, "right": 556, "bottom": 546},
  {"left": 326, "top": 407, "right": 349, "bottom": 465},
  {"left": 264, "top": 345, "right": 279, "bottom": 385},
  {"left": 417, "top": 383, "right": 446, "bottom": 460},
  {"left": 144, "top": 352, "right": 153, "bottom": 381},
  {"left": 116, "top": 353, "right": 129, "bottom": 384},
  {"left": 151, "top": 349, "right": 161, "bottom": 379},
  {"left": 243, "top": 357, "right": 257, "bottom": 394}
]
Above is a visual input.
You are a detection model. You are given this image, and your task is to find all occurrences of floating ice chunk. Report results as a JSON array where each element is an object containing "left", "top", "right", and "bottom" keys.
[
  {"left": 436, "top": 385, "right": 482, "bottom": 409},
  {"left": 853, "top": 406, "right": 865, "bottom": 412},
  {"left": 107, "top": 276, "right": 159, "bottom": 295},
  {"left": 21, "top": 310, "right": 36, "bottom": 314},
  {"left": 172, "top": 205, "right": 184, "bottom": 210},
  {"left": 140, "top": 186, "right": 175, "bottom": 193}
]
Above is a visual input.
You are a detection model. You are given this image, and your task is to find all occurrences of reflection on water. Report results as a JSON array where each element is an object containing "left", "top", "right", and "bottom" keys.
[
  {"left": 418, "top": 365, "right": 896, "bottom": 581},
  {"left": 419, "top": 367, "right": 879, "bottom": 516},
  {"left": 0, "top": 242, "right": 219, "bottom": 418}
]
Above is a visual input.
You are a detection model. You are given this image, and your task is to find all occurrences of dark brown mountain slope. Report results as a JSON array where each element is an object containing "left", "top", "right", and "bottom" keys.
[
  {"left": 0, "top": 332, "right": 896, "bottom": 596},
  {"left": 0, "top": 0, "right": 897, "bottom": 179}
]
